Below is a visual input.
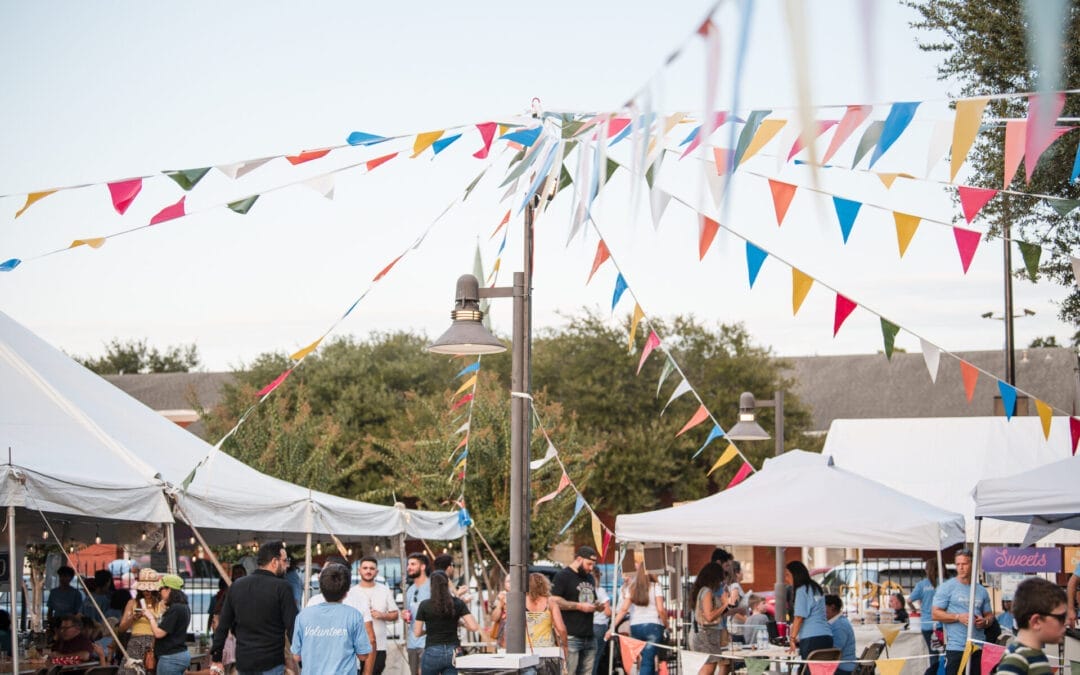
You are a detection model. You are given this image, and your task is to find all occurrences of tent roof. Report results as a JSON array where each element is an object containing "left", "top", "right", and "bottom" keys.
[
  {"left": 823, "top": 417, "right": 1076, "bottom": 544},
  {"left": 973, "top": 453, "right": 1080, "bottom": 534},
  {"left": 615, "top": 450, "right": 965, "bottom": 550}
]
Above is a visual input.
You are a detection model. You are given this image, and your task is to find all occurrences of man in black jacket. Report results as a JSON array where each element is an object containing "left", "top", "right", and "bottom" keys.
[{"left": 212, "top": 542, "right": 299, "bottom": 675}]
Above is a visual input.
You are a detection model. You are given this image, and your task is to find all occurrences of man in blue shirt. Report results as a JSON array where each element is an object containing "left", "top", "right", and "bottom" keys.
[
  {"left": 932, "top": 550, "right": 993, "bottom": 675},
  {"left": 46, "top": 566, "right": 83, "bottom": 625},
  {"left": 292, "top": 564, "right": 371, "bottom": 675},
  {"left": 824, "top": 595, "right": 856, "bottom": 673},
  {"left": 404, "top": 553, "right": 431, "bottom": 675}
]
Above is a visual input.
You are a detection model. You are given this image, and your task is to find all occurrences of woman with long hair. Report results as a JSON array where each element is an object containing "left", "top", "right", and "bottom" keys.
[
  {"left": 145, "top": 575, "right": 191, "bottom": 675},
  {"left": 688, "top": 562, "right": 739, "bottom": 675},
  {"left": 608, "top": 563, "right": 667, "bottom": 675},
  {"left": 910, "top": 558, "right": 940, "bottom": 675},
  {"left": 414, "top": 572, "right": 480, "bottom": 675},
  {"left": 526, "top": 573, "right": 568, "bottom": 675},
  {"left": 118, "top": 568, "right": 164, "bottom": 674},
  {"left": 785, "top": 561, "right": 833, "bottom": 661}
]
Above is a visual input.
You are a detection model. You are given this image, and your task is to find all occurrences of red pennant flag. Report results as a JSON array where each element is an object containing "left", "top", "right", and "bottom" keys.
[
  {"left": 834, "top": 294, "right": 857, "bottom": 336},
  {"left": 149, "top": 196, "right": 186, "bottom": 225},
  {"left": 618, "top": 636, "right": 647, "bottom": 673},
  {"left": 958, "top": 186, "right": 998, "bottom": 224},
  {"left": 601, "top": 529, "right": 613, "bottom": 559},
  {"left": 960, "top": 361, "right": 979, "bottom": 402},
  {"left": 108, "top": 178, "right": 142, "bottom": 215},
  {"left": 953, "top": 227, "right": 982, "bottom": 274},
  {"left": 451, "top": 393, "right": 474, "bottom": 411},
  {"left": 807, "top": 663, "right": 839, "bottom": 675},
  {"left": 373, "top": 253, "right": 404, "bottom": 281},
  {"left": 587, "top": 240, "right": 610, "bottom": 284},
  {"left": 1071, "top": 418, "right": 1080, "bottom": 456},
  {"left": 727, "top": 462, "right": 752, "bottom": 488},
  {"left": 286, "top": 148, "right": 332, "bottom": 165},
  {"left": 980, "top": 643, "right": 1006, "bottom": 675},
  {"left": 607, "top": 118, "right": 631, "bottom": 138},
  {"left": 658, "top": 662, "right": 669, "bottom": 675},
  {"left": 491, "top": 210, "right": 511, "bottom": 239},
  {"left": 676, "top": 405, "right": 710, "bottom": 437},
  {"left": 366, "top": 152, "right": 398, "bottom": 171},
  {"left": 257, "top": 369, "right": 293, "bottom": 397},
  {"left": 699, "top": 216, "right": 720, "bottom": 260},
  {"left": 823, "top": 104, "right": 873, "bottom": 164},
  {"left": 473, "top": 122, "right": 498, "bottom": 159},
  {"left": 788, "top": 120, "right": 838, "bottom": 160},
  {"left": 637, "top": 331, "right": 661, "bottom": 375},
  {"left": 768, "top": 180, "right": 797, "bottom": 226}
]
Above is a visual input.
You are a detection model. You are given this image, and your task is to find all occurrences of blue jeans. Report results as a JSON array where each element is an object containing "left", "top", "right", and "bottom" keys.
[
  {"left": 630, "top": 623, "right": 664, "bottom": 675},
  {"left": 566, "top": 635, "right": 597, "bottom": 675},
  {"left": 239, "top": 666, "right": 286, "bottom": 675},
  {"left": 421, "top": 644, "right": 457, "bottom": 675},
  {"left": 156, "top": 651, "right": 191, "bottom": 675},
  {"left": 921, "top": 631, "right": 940, "bottom": 675},
  {"left": 591, "top": 629, "right": 609, "bottom": 675}
]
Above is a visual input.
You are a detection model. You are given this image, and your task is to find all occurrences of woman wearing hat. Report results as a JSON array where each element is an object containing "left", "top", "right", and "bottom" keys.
[
  {"left": 145, "top": 575, "right": 191, "bottom": 675},
  {"left": 119, "top": 568, "right": 164, "bottom": 670}
]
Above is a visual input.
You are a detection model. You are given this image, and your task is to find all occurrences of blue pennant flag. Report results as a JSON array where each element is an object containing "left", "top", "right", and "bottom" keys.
[
  {"left": 0, "top": 258, "right": 21, "bottom": 272},
  {"left": 869, "top": 102, "right": 920, "bottom": 168},
  {"left": 746, "top": 242, "right": 768, "bottom": 288},
  {"left": 432, "top": 134, "right": 463, "bottom": 155},
  {"left": 500, "top": 127, "right": 543, "bottom": 147},
  {"left": 611, "top": 274, "right": 629, "bottom": 311},
  {"left": 456, "top": 361, "right": 481, "bottom": 378},
  {"left": 679, "top": 126, "right": 700, "bottom": 147},
  {"left": 518, "top": 141, "right": 560, "bottom": 214},
  {"left": 457, "top": 508, "right": 473, "bottom": 529},
  {"left": 692, "top": 425, "right": 725, "bottom": 459},
  {"left": 559, "top": 494, "right": 587, "bottom": 535},
  {"left": 832, "top": 197, "right": 862, "bottom": 244},
  {"left": 998, "top": 380, "right": 1018, "bottom": 420},
  {"left": 1071, "top": 141, "right": 1080, "bottom": 183},
  {"left": 346, "top": 131, "right": 388, "bottom": 146}
]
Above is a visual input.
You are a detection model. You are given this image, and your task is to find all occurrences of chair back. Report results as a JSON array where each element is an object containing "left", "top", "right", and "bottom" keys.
[
  {"left": 806, "top": 648, "right": 842, "bottom": 661},
  {"left": 853, "top": 640, "right": 885, "bottom": 675}
]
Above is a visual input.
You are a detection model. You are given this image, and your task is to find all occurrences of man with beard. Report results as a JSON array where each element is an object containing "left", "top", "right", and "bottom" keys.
[
  {"left": 354, "top": 557, "right": 398, "bottom": 675},
  {"left": 403, "top": 553, "right": 431, "bottom": 675},
  {"left": 552, "top": 547, "right": 601, "bottom": 675}
]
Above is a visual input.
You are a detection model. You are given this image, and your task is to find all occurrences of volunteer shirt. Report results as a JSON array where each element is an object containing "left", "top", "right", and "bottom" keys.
[
  {"left": 292, "top": 603, "right": 372, "bottom": 675},
  {"left": 406, "top": 579, "right": 431, "bottom": 649},
  {"left": 932, "top": 577, "right": 991, "bottom": 651},
  {"left": 307, "top": 589, "right": 373, "bottom": 622},
  {"left": 910, "top": 578, "right": 937, "bottom": 631},
  {"left": 794, "top": 586, "right": 831, "bottom": 639},
  {"left": 552, "top": 566, "right": 597, "bottom": 639},
  {"left": 355, "top": 583, "right": 396, "bottom": 650},
  {"left": 829, "top": 615, "right": 856, "bottom": 673}
]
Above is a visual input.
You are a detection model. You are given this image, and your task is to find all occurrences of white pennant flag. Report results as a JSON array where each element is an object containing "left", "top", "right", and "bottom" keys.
[
  {"left": 566, "top": 201, "right": 588, "bottom": 246},
  {"left": 661, "top": 378, "right": 693, "bottom": 415},
  {"left": 500, "top": 177, "right": 519, "bottom": 204},
  {"left": 705, "top": 164, "right": 727, "bottom": 211},
  {"left": 920, "top": 338, "right": 941, "bottom": 383},
  {"left": 218, "top": 157, "right": 274, "bottom": 179},
  {"left": 680, "top": 650, "right": 712, "bottom": 675},
  {"left": 650, "top": 189, "right": 672, "bottom": 230},
  {"left": 455, "top": 422, "right": 470, "bottom": 435},
  {"left": 530, "top": 443, "right": 558, "bottom": 470},
  {"left": 1072, "top": 256, "right": 1080, "bottom": 287},
  {"left": 303, "top": 174, "right": 335, "bottom": 200},
  {"left": 775, "top": 121, "right": 802, "bottom": 171},
  {"left": 925, "top": 120, "right": 952, "bottom": 177}
]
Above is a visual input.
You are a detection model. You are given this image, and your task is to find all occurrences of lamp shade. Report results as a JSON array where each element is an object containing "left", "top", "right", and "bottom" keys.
[
  {"left": 427, "top": 274, "right": 507, "bottom": 355},
  {"left": 725, "top": 391, "right": 770, "bottom": 441}
]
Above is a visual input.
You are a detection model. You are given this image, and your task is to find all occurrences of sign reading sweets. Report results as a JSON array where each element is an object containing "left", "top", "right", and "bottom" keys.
[{"left": 981, "top": 547, "right": 1062, "bottom": 574}]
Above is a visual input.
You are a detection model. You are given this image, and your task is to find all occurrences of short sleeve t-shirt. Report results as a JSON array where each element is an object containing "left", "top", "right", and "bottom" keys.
[
  {"left": 829, "top": 615, "right": 857, "bottom": 673},
  {"left": 416, "top": 597, "right": 470, "bottom": 647},
  {"left": 355, "top": 583, "right": 396, "bottom": 650},
  {"left": 932, "top": 577, "right": 991, "bottom": 651},
  {"left": 794, "top": 586, "right": 831, "bottom": 639},
  {"left": 292, "top": 603, "right": 371, "bottom": 675},
  {"left": 406, "top": 580, "right": 431, "bottom": 649},
  {"left": 155, "top": 604, "right": 192, "bottom": 656},
  {"left": 628, "top": 583, "right": 664, "bottom": 626},
  {"left": 593, "top": 586, "right": 611, "bottom": 629},
  {"left": 910, "top": 578, "right": 937, "bottom": 631},
  {"left": 47, "top": 586, "right": 83, "bottom": 617},
  {"left": 552, "top": 566, "right": 596, "bottom": 639}
]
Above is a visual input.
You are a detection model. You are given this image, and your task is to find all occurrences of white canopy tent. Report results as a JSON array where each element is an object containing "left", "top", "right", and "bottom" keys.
[
  {"left": 973, "top": 453, "right": 1080, "bottom": 543},
  {"left": 616, "top": 450, "right": 965, "bottom": 550}
]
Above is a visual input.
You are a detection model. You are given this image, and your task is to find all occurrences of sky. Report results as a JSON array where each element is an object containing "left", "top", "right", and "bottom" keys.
[{"left": 0, "top": 1, "right": 1072, "bottom": 374}]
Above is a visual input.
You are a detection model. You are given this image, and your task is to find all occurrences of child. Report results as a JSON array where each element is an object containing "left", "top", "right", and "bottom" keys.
[
  {"left": 291, "top": 564, "right": 372, "bottom": 675},
  {"left": 995, "top": 577, "right": 1067, "bottom": 675},
  {"left": 742, "top": 594, "right": 770, "bottom": 645}
]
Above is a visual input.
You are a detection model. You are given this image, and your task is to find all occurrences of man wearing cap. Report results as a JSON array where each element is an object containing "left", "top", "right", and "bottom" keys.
[{"left": 552, "top": 547, "right": 602, "bottom": 675}]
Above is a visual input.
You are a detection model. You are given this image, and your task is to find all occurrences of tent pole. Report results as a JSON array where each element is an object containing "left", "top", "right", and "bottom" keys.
[
  {"left": 856, "top": 548, "right": 864, "bottom": 617},
  {"left": 164, "top": 523, "right": 177, "bottom": 574},
  {"left": 8, "top": 506, "right": 18, "bottom": 675},
  {"left": 610, "top": 544, "right": 625, "bottom": 675},
  {"left": 964, "top": 518, "right": 982, "bottom": 675},
  {"left": 460, "top": 531, "right": 471, "bottom": 638},
  {"left": 303, "top": 531, "right": 313, "bottom": 608},
  {"left": 936, "top": 548, "right": 945, "bottom": 587}
]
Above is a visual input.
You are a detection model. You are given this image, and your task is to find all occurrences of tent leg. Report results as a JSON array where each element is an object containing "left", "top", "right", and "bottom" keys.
[
  {"left": 303, "top": 532, "right": 313, "bottom": 608},
  {"left": 610, "top": 544, "right": 624, "bottom": 675},
  {"left": 165, "top": 523, "right": 178, "bottom": 574},
  {"left": 856, "top": 548, "right": 864, "bottom": 616},
  {"left": 461, "top": 531, "right": 472, "bottom": 639},
  {"left": 964, "top": 518, "right": 982, "bottom": 675},
  {"left": 8, "top": 506, "right": 19, "bottom": 675}
]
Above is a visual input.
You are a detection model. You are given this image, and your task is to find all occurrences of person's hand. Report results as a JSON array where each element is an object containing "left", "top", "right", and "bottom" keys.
[
  {"left": 956, "top": 613, "right": 969, "bottom": 626},
  {"left": 402, "top": 609, "right": 412, "bottom": 623},
  {"left": 787, "top": 638, "right": 797, "bottom": 654},
  {"left": 578, "top": 602, "right": 595, "bottom": 613},
  {"left": 973, "top": 615, "right": 986, "bottom": 629},
  {"left": 210, "top": 662, "right": 226, "bottom": 675}
]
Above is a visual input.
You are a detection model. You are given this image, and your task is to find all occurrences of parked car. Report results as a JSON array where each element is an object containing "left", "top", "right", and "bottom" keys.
[{"left": 818, "top": 559, "right": 954, "bottom": 597}]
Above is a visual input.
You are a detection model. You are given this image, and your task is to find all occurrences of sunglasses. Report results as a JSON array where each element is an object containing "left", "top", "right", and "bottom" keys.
[{"left": 1041, "top": 611, "right": 1068, "bottom": 624}]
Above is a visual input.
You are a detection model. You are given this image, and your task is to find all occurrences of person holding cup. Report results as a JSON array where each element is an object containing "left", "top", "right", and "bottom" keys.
[{"left": 119, "top": 568, "right": 164, "bottom": 670}]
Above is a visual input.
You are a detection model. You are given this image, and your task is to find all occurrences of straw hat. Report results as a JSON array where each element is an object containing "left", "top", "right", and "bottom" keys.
[{"left": 133, "top": 567, "right": 162, "bottom": 591}]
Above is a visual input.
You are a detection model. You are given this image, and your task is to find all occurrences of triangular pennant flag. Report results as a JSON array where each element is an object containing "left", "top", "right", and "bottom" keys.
[
  {"left": 588, "top": 240, "right": 611, "bottom": 284},
  {"left": 951, "top": 97, "right": 990, "bottom": 181},
  {"left": 676, "top": 405, "right": 710, "bottom": 438},
  {"left": 618, "top": 636, "right": 648, "bottom": 674},
  {"left": 474, "top": 122, "right": 498, "bottom": 159},
  {"left": 998, "top": 380, "right": 1018, "bottom": 420},
  {"left": 164, "top": 167, "right": 211, "bottom": 191},
  {"left": 712, "top": 146, "right": 733, "bottom": 175},
  {"left": 746, "top": 242, "right": 768, "bottom": 288},
  {"left": 536, "top": 472, "right": 571, "bottom": 505},
  {"left": 705, "top": 167, "right": 727, "bottom": 210},
  {"left": 893, "top": 212, "right": 921, "bottom": 258},
  {"left": 366, "top": 152, "right": 398, "bottom": 172},
  {"left": 500, "top": 126, "right": 542, "bottom": 147},
  {"left": 768, "top": 180, "right": 797, "bottom": 226},
  {"left": 303, "top": 174, "right": 335, "bottom": 200},
  {"left": 738, "top": 118, "right": 786, "bottom": 166},
  {"left": 832, "top": 197, "right": 862, "bottom": 244},
  {"left": 679, "top": 126, "right": 704, "bottom": 159},
  {"left": 601, "top": 529, "right": 613, "bottom": 559},
  {"left": 980, "top": 643, "right": 1006, "bottom": 675},
  {"left": 823, "top": 104, "right": 873, "bottom": 164},
  {"left": 921, "top": 339, "right": 942, "bottom": 383},
  {"left": 833, "top": 294, "right": 858, "bottom": 336},
  {"left": 373, "top": 253, "right": 404, "bottom": 282},
  {"left": 108, "top": 179, "right": 142, "bottom": 215},
  {"left": 875, "top": 658, "right": 905, "bottom": 675},
  {"left": 1019, "top": 242, "right": 1042, "bottom": 282},
  {"left": 958, "top": 642, "right": 979, "bottom": 675},
  {"left": 68, "top": 238, "right": 106, "bottom": 249},
  {"left": 556, "top": 163, "right": 573, "bottom": 195},
  {"left": 745, "top": 659, "right": 770, "bottom": 675},
  {"left": 290, "top": 337, "right": 323, "bottom": 361},
  {"left": 0, "top": 259, "right": 21, "bottom": 272},
  {"left": 1073, "top": 140, "right": 1080, "bottom": 183},
  {"left": 960, "top": 361, "right": 979, "bottom": 402},
  {"left": 412, "top": 130, "right": 445, "bottom": 157},
  {"left": 694, "top": 426, "right": 726, "bottom": 459},
  {"left": 699, "top": 216, "right": 720, "bottom": 260},
  {"left": 877, "top": 172, "right": 903, "bottom": 189},
  {"left": 1004, "top": 120, "right": 1027, "bottom": 187},
  {"left": 455, "top": 422, "right": 471, "bottom": 435},
  {"left": 1048, "top": 197, "right": 1080, "bottom": 217},
  {"left": 431, "top": 133, "right": 461, "bottom": 155},
  {"left": 257, "top": 369, "right": 293, "bottom": 397},
  {"left": 14, "top": 190, "right": 58, "bottom": 218},
  {"left": 451, "top": 393, "right": 473, "bottom": 411},
  {"left": 285, "top": 148, "right": 332, "bottom": 166},
  {"left": 346, "top": 132, "right": 388, "bottom": 146},
  {"left": 1074, "top": 257, "right": 1080, "bottom": 287},
  {"left": 707, "top": 443, "right": 739, "bottom": 474},
  {"left": 232, "top": 157, "right": 274, "bottom": 178},
  {"left": 656, "top": 357, "right": 675, "bottom": 398},
  {"left": 953, "top": 227, "right": 982, "bottom": 274},
  {"left": 1025, "top": 93, "right": 1067, "bottom": 182},
  {"left": 227, "top": 196, "right": 259, "bottom": 215},
  {"left": 149, "top": 196, "right": 186, "bottom": 225},
  {"left": 662, "top": 378, "right": 692, "bottom": 415},
  {"left": 628, "top": 304, "right": 645, "bottom": 353},
  {"left": 456, "top": 361, "right": 480, "bottom": 378},
  {"left": 1036, "top": 399, "right": 1053, "bottom": 440},
  {"left": 807, "top": 663, "right": 839, "bottom": 675},
  {"left": 727, "top": 462, "right": 752, "bottom": 488},
  {"left": 638, "top": 331, "right": 661, "bottom": 375},
  {"left": 611, "top": 274, "right": 629, "bottom": 311},
  {"left": 607, "top": 117, "right": 632, "bottom": 140},
  {"left": 788, "top": 120, "right": 838, "bottom": 161},
  {"left": 958, "top": 186, "right": 998, "bottom": 224},
  {"left": 530, "top": 444, "right": 557, "bottom": 471},
  {"left": 558, "top": 494, "right": 587, "bottom": 535},
  {"left": 881, "top": 319, "right": 901, "bottom": 360},
  {"left": 926, "top": 119, "right": 953, "bottom": 175},
  {"left": 852, "top": 121, "right": 885, "bottom": 167},
  {"left": 792, "top": 269, "right": 813, "bottom": 315},
  {"left": 591, "top": 513, "right": 604, "bottom": 555},
  {"left": 604, "top": 157, "right": 619, "bottom": 184},
  {"left": 1070, "top": 417, "right": 1080, "bottom": 455},
  {"left": 490, "top": 210, "right": 511, "bottom": 239},
  {"left": 870, "top": 102, "right": 920, "bottom": 167},
  {"left": 650, "top": 189, "right": 672, "bottom": 230},
  {"left": 455, "top": 375, "right": 478, "bottom": 397},
  {"left": 733, "top": 110, "right": 772, "bottom": 165}
]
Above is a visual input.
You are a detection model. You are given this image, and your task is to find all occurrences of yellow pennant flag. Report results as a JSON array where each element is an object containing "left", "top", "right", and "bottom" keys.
[
  {"left": 877, "top": 623, "right": 903, "bottom": 647},
  {"left": 792, "top": 268, "right": 813, "bottom": 315},
  {"left": 739, "top": 119, "right": 787, "bottom": 165},
  {"left": 707, "top": 444, "right": 740, "bottom": 476},
  {"left": 455, "top": 375, "right": 477, "bottom": 396},
  {"left": 893, "top": 212, "right": 921, "bottom": 258},
  {"left": 498, "top": 124, "right": 511, "bottom": 137},
  {"left": 290, "top": 337, "right": 324, "bottom": 361},
  {"left": 877, "top": 173, "right": 901, "bottom": 189},
  {"left": 875, "top": 658, "right": 906, "bottom": 675},
  {"left": 1036, "top": 399, "right": 1053, "bottom": 440},
  {"left": 628, "top": 304, "right": 645, "bottom": 353},
  {"left": 951, "top": 97, "right": 990, "bottom": 182},
  {"left": 15, "top": 190, "right": 58, "bottom": 218},
  {"left": 412, "top": 130, "right": 445, "bottom": 158},
  {"left": 591, "top": 513, "right": 604, "bottom": 554},
  {"left": 958, "top": 642, "right": 979, "bottom": 675},
  {"left": 69, "top": 237, "right": 106, "bottom": 249}
]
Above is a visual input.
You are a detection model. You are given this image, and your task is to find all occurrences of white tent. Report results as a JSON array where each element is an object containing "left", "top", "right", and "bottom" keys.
[
  {"left": 615, "top": 450, "right": 965, "bottom": 550},
  {"left": 823, "top": 417, "right": 1077, "bottom": 544},
  {"left": 973, "top": 453, "right": 1080, "bottom": 541}
]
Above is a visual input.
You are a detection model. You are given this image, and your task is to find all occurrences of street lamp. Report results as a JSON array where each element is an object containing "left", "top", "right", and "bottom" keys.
[{"left": 726, "top": 390, "right": 786, "bottom": 622}]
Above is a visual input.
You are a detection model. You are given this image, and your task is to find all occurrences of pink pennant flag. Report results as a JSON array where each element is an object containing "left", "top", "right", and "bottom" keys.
[
  {"left": 618, "top": 636, "right": 647, "bottom": 673},
  {"left": 637, "top": 331, "right": 661, "bottom": 375},
  {"left": 727, "top": 462, "right": 752, "bottom": 488},
  {"left": 1025, "top": 93, "right": 1067, "bottom": 182},
  {"left": 1003, "top": 120, "right": 1026, "bottom": 188},
  {"left": 676, "top": 405, "right": 710, "bottom": 437},
  {"left": 601, "top": 529, "right": 613, "bottom": 559},
  {"left": 834, "top": 294, "right": 857, "bottom": 336},
  {"left": 823, "top": 105, "right": 872, "bottom": 164},
  {"left": 474, "top": 122, "right": 498, "bottom": 159},
  {"left": 953, "top": 227, "right": 981, "bottom": 274},
  {"left": 958, "top": 186, "right": 998, "bottom": 224},
  {"left": 1070, "top": 417, "right": 1080, "bottom": 456},
  {"left": 980, "top": 643, "right": 1006, "bottom": 675},
  {"left": 108, "top": 178, "right": 142, "bottom": 215},
  {"left": 607, "top": 118, "right": 631, "bottom": 139},
  {"left": 587, "top": 240, "right": 611, "bottom": 284},
  {"left": 536, "top": 472, "right": 572, "bottom": 505},
  {"left": 257, "top": 369, "right": 293, "bottom": 397},
  {"left": 373, "top": 253, "right": 404, "bottom": 281},
  {"left": 149, "top": 196, "right": 186, "bottom": 225},
  {"left": 807, "top": 663, "right": 839, "bottom": 675},
  {"left": 788, "top": 120, "right": 838, "bottom": 160}
]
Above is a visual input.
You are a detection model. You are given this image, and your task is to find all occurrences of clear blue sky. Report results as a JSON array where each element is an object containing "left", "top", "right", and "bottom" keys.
[{"left": 0, "top": 1, "right": 1070, "bottom": 371}]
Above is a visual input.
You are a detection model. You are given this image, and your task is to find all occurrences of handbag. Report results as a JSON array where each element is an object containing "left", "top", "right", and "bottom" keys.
[{"left": 144, "top": 649, "right": 157, "bottom": 671}]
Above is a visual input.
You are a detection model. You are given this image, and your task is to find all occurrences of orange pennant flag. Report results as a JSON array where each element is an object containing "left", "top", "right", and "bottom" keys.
[
  {"left": 739, "top": 119, "right": 787, "bottom": 165},
  {"left": 290, "top": 337, "right": 324, "bottom": 361},
  {"left": 587, "top": 240, "right": 610, "bottom": 284},
  {"left": 712, "top": 147, "right": 733, "bottom": 175},
  {"left": 618, "top": 636, "right": 647, "bottom": 673},
  {"left": 893, "top": 212, "right": 921, "bottom": 258},
  {"left": 373, "top": 254, "right": 404, "bottom": 281},
  {"left": 286, "top": 148, "right": 332, "bottom": 165},
  {"left": 413, "top": 130, "right": 445, "bottom": 158},
  {"left": 490, "top": 210, "right": 511, "bottom": 239},
  {"left": 792, "top": 268, "right": 813, "bottom": 315},
  {"left": 699, "top": 215, "right": 720, "bottom": 260},
  {"left": 15, "top": 190, "right": 57, "bottom": 219},
  {"left": 877, "top": 173, "right": 901, "bottom": 189},
  {"left": 366, "top": 152, "right": 398, "bottom": 171},
  {"left": 768, "top": 180, "right": 797, "bottom": 226},
  {"left": 68, "top": 238, "right": 106, "bottom": 249},
  {"left": 959, "top": 361, "right": 979, "bottom": 402},
  {"left": 676, "top": 405, "right": 710, "bottom": 437},
  {"left": 1003, "top": 120, "right": 1026, "bottom": 188},
  {"left": 951, "top": 97, "right": 990, "bottom": 182},
  {"left": 628, "top": 304, "right": 645, "bottom": 353},
  {"left": 1036, "top": 399, "right": 1053, "bottom": 440}
]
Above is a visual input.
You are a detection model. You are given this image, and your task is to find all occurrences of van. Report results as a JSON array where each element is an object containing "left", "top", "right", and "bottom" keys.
[{"left": 819, "top": 559, "right": 954, "bottom": 596}]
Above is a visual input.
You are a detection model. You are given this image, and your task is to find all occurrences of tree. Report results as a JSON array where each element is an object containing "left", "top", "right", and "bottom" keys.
[
  {"left": 77, "top": 338, "right": 200, "bottom": 374},
  {"left": 1028, "top": 335, "right": 1060, "bottom": 348},
  {"left": 905, "top": 1, "right": 1080, "bottom": 328}
]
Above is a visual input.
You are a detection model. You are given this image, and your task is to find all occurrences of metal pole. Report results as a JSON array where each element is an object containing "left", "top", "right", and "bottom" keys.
[
  {"left": 965, "top": 519, "right": 983, "bottom": 675},
  {"left": 507, "top": 268, "right": 527, "bottom": 654},
  {"left": 303, "top": 532, "right": 313, "bottom": 608},
  {"left": 1002, "top": 198, "right": 1017, "bottom": 386},
  {"left": 164, "top": 523, "right": 178, "bottom": 575},
  {"left": 8, "top": 506, "right": 18, "bottom": 675},
  {"left": 460, "top": 531, "right": 472, "bottom": 636},
  {"left": 773, "top": 390, "right": 787, "bottom": 624}
]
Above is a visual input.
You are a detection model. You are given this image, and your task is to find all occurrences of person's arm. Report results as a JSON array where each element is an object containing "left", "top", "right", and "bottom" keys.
[
  {"left": 211, "top": 591, "right": 237, "bottom": 667},
  {"left": 701, "top": 590, "right": 724, "bottom": 623},
  {"left": 413, "top": 620, "right": 425, "bottom": 638},
  {"left": 118, "top": 599, "right": 138, "bottom": 633},
  {"left": 606, "top": 595, "right": 632, "bottom": 638},
  {"left": 362, "top": 621, "right": 376, "bottom": 675},
  {"left": 1069, "top": 575, "right": 1079, "bottom": 627},
  {"left": 931, "top": 605, "right": 969, "bottom": 626},
  {"left": 282, "top": 584, "right": 299, "bottom": 647},
  {"left": 460, "top": 611, "right": 480, "bottom": 633},
  {"left": 92, "top": 641, "right": 106, "bottom": 665},
  {"left": 378, "top": 589, "right": 399, "bottom": 622},
  {"left": 144, "top": 608, "right": 169, "bottom": 639},
  {"left": 490, "top": 591, "right": 507, "bottom": 625},
  {"left": 656, "top": 594, "right": 667, "bottom": 622}
]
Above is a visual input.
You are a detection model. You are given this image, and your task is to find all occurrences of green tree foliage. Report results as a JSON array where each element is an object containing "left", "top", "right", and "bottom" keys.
[
  {"left": 905, "top": 0, "right": 1080, "bottom": 327},
  {"left": 78, "top": 338, "right": 200, "bottom": 374}
]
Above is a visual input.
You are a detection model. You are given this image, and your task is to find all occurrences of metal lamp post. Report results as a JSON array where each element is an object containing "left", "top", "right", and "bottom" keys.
[{"left": 726, "top": 390, "right": 786, "bottom": 622}]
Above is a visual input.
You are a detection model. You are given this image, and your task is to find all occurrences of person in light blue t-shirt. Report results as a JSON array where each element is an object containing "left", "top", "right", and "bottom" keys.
[
  {"left": 932, "top": 550, "right": 993, "bottom": 675},
  {"left": 292, "top": 564, "right": 372, "bottom": 675},
  {"left": 997, "top": 595, "right": 1016, "bottom": 634},
  {"left": 824, "top": 595, "right": 856, "bottom": 673},
  {"left": 405, "top": 553, "right": 432, "bottom": 675},
  {"left": 786, "top": 561, "right": 833, "bottom": 666},
  {"left": 910, "top": 558, "right": 941, "bottom": 675}
]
